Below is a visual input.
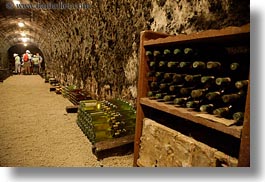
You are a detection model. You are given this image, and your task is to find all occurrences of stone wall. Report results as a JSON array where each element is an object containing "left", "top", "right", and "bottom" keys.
[{"left": 1, "top": 0, "right": 250, "bottom": 104}]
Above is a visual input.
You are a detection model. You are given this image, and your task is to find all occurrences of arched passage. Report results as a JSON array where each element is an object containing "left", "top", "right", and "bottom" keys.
[{"left": 8, "top": 44, "right": 45, "bottom": 73}]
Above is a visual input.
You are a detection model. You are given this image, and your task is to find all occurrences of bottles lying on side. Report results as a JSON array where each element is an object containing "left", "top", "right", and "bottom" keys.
[{"left": 235, "top": 80, "right": 249, "bottom": 90}]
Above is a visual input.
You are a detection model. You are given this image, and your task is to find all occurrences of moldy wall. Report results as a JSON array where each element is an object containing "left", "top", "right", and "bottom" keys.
[{"left": 1, "top": 0, "right": 249, "bottom": 104}]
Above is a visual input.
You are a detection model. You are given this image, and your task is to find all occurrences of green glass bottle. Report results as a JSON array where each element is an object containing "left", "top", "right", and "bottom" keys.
[
  {"left": 221, "top": 91, "right": 245, "bottom": 104},
  {"left": 185, "top": 74, "right": 201, "bottom": 85},
  {"left": 191, "top": 88, "right": 208, "bottom": 99},
  {"left": 155, "top": 72, "right": 165, "bottom": 81},
  {"left": 169, "top": 84, "right": 182, "bottom": 93},
  {"left": 229, "top": 62, "right": 249, "bottom": 80},
  {"left": 167, "top": 61, "right": 179, "bottom": 70},
  {"left": 163, "top": 95, "right": 177, "bottom": 102},
  {"left": 201, "top": 76, "right": 215, "bottom": 88},
  {"left": 173, "top": 48, "right": 182, "bottom": 59},
  {"left": 155, "top": 92, "right": 167, "bottom": 100},
  {"left": 163, "top": 49, "right": 171, "bottom": 56},
  {"left": 158, "top": 61, "right": 167, "bottom": 70},
  {"left": 179, "top": 61, "right": 192, "bottom": 69},
  {"left": 207, "top": 61, "right": 221, "bottom": 69},
  {"left": 233, "top": 112, "right": 244, "bottom": 124},
  {"left": 235, "top": 80, "right": 249, "bottom": 90},
  {"left": 153, "top": 50, "right": 161, "bottom": 58},
  {"left": 159, "top": 83, "right": 171, "bottom": 92},
  {"left": 179, "top": 87, "right": 194, "bottom": 96},
  {"left": 172, "top": 74, "right": 186, "bottom": 84},
  {"left": 215, "top": 77, "right": 231, "bottom": 86},
  {"left": 213, "top": 105, "right": 232, "bottom": 118},
  {"left": 173, "top": 97, "right": 191, "bottom": 106},
  {"left": 230, "top": 62, "right": 240, "bottom": 71},
  {"left": 147, "top": 91, "right": 160, "bottom": 98},
  {"left": 205, "top": 91, "right": 222, "bottom": 101},
  {"left": 186, "top": 100, "right": 201, "bottom": 109},
  {"left": 193, "top": 61, "right": 206, "bottom": 69},
  {"left": 150, "top": 81, "right": 159, "bottom": 90},
  {"left": 80, "top": 100, "right": 101, "bottom": 112},
  {"left": 201, "top": 76, "right": 215, "bottom": 84},
  {"left": 149, "top": 61, "right": 156, "bottom": 70},
  {"left": 163, "top": 73, "right": 175, "bottom": 82},
  {"left": 199, "top": 104, "right": 214, "bottom": 113},
  {"left": 145, "top": 51, "right": 153, "bottom": 57},
  {"left": 147, "top": 71, "right": 155, "bottom": 77},
  {"left": 184, "top": 48, "right": 194, "bottom": 59}
]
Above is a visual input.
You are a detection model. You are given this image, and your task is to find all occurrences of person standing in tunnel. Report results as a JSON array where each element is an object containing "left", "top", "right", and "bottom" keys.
[
  {"left": 23, "top": 50, "right": 31, "bottom": 75},
  {"left": 13, "top": 53, "right": 21, "bottom": 74},
  {"left": 36, "top": 53, "right": 43, "bottom": 74},
  {"left": 32, "top": 54, "right": 40, "bottom": 75}
]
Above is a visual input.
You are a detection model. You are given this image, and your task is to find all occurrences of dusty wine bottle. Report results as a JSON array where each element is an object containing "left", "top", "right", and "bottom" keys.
[
  {"left": 205, "top": 91, "right": 223, "bottom": 101},
  {"left": 193, "top": 61, "right": 206, "bottom": 69},
  {"left": 173, "top": 97, "right": 191, "bottom": 106},
  {"left": 159, "top": 83, "right": 171, "bottom": 92},
  {"left": 155, "top": 72, "right": 165, "bottom": 81},
  {"left": 169, "top": 84, "right": 182, "bottom": 93},
  {"left": 221, "top": 91, "right": 245, "bottom": 104},
  {"left": 184, "top": 47, "right": 194, "bottom": 60},
  {"left": 163, "top": 95, "right": 177, "bottom": 102},
  {"left": 207, "top": 61, "right": 221, "bottom": 69},
  {"left": 163, "top": 73, "right": 175, "bottom": 82},
  {"left": 179, "top": 61, "right": 192, "bottom": 69},
  {"left": 179, "top": 87, "right": 194, "bottom": 96},
  {"left": 147, "top": 71, "right": 155, "bottom": 77},
  {"left": 191, "top": 88, "right": 209, "bottom": 99},
  {"left": 200, "top": 104, "right": 214, "bottom": 113},
  {"left": 153, "top": 50, "right": 161, "bottom": 57},
  {"left": 158, "top": 61, "right": 167, "bottom": 70},
  {"left": 235, "top": 80, "right": 249, "bottom": 90},
  {"left": 149, "top": 61, "right": 156, "bottom": 70},
  {"left": 150, "top": 81, "right": 159, "bottom": 90},
  {"left": 213, "top": 105, "right": 232, "bottom": 118},
  {"left": 145, "top": 50, "right": 153, "bottom": 60},
  {"left": 215, "top": 77, "right": 231, "bottom": 86},
  {"left": 186, "top": 100, "right": 201, "bottom": 109},
  {"left": 172, "top": 74, "right": 186, "bottom": 84},
  {"left": 167, "top": 61, "right": 179, "bottom": 70},
  {"left": 233, "top": 112, "right": 244, "bottom": 124},
  {"left": 185, "top": 74, "right": 202, "bottom": 85},
  {"left": 173, "top": 48, "right": 183, "bottom": 59},
  {"left": 229, "top": 62, "right": 249, "bottom": 80},
  {"left": 155, "top": 92, "right": 167, "bottom": 99},
  {"left": 164, "top": 49, "right": 171, "bottom": 54}
]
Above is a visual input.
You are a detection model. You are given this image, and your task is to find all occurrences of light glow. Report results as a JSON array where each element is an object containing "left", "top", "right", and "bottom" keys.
[
  {"left": 21, "top": 37, "right": 28, "bottom": 42},
  {"left": 18, "top": 22, "right": 24, "bottom": 27},
  {"left": 21, "top": 32, "right": 26, "bottom": 36}
]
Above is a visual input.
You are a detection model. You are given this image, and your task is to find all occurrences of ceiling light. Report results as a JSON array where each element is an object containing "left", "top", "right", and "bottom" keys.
[
  {"left": 21, "top": 37, "right": 28, "bottom": 42},
  {"left": 18, "top": 22, "right": 25, "bottom": 27}
]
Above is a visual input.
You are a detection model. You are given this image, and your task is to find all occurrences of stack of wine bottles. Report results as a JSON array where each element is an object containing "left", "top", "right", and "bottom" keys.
[
  {"left": 61, "top": 85, "right": 92, "bottom": 105},
  {"left": 76, "top": 98, "right": 136, "bottom": 144},
  {"left": 145, "top": 46, "right": 249, "bottom": 125}
]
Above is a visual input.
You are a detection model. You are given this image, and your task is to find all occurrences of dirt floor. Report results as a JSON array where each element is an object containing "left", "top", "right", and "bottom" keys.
[{"left": 0, "top": 75, "right": 133, "bottom": 167}]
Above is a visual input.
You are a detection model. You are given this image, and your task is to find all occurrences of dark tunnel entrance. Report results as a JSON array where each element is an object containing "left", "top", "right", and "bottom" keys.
[{"left": 8, "top": 44, "right": 45, "bottom": 74}]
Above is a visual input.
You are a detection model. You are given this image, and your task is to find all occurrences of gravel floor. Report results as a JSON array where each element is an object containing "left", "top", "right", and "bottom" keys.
[{"left": 0, "top": 75, "right": 133, "bottom": 167}]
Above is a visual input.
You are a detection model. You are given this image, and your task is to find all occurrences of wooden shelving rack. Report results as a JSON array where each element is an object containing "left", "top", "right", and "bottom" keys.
[{"left": 133, "top": 24, "right": 250, "bottom": 167}]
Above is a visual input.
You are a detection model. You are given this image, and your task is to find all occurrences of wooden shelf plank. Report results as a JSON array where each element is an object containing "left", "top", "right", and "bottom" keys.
[
  {"left": 143, "top": 24, "right": 250, "bottom": 47},
  {"left": 140, "top": 97, "right": 242, "bottom": 138}
]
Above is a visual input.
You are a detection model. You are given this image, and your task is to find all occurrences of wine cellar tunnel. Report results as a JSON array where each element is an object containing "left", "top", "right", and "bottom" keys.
[{"left": 0, "top": 0, "right": 250, "bottom": 167}]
